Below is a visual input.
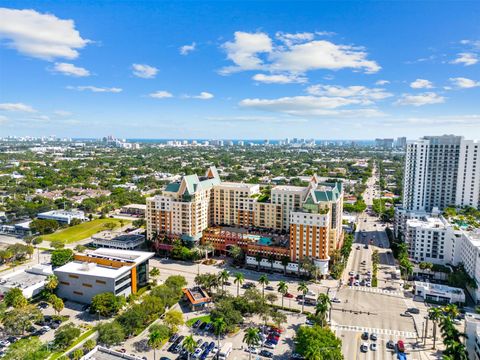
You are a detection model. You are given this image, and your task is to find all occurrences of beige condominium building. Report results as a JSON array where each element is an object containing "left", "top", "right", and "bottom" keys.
[{"left": 147, "top": 167, "right": 343, "bottom": 271}]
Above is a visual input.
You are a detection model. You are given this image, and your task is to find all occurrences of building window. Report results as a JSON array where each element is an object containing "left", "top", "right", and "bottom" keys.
[
  {"left": 68, "top": 274, "right": 79, "bottom": 279},
  {"left": 73, "top": 291, "right": 83, "bottom": 295},
  {"left": 60, "top": 281, "right": 70, "bottom": 286},
  {"left": 96, "top": 280, "right": 107, "bottom": 285},
  {"left": 82, "top": 283, "right": 93, "bottom": 288}
]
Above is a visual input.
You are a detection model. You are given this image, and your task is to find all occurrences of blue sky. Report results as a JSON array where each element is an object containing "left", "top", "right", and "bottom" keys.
[{"left": 1, "top": 1, "right": 480, "bottom": 139}]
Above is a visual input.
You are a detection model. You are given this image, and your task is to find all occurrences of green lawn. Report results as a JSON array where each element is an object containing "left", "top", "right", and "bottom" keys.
[
  {"left": 49, "top": 328, "right": 96, "bottom": 360},
  {"left": 40, "top": 218, "right": 130, "bottom": 244},
  {"left": 186, "top": 315, "right": 211, "bottom": 327}
]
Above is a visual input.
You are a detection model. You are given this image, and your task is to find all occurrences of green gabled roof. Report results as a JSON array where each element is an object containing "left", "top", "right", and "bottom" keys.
[
  {"left": 183, "top": 174, "right": 200, "bottom": 195},
  {"left": 304, "top": 193, "right": 316, "bottom": 205},
  {"left": 310, "top": 182, "right": 342, "bottom": 203}
]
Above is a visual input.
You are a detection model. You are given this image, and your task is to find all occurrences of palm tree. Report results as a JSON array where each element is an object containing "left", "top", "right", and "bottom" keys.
[
  {"left": 428, "top": 307, "right": 443, "bottom": 350},
  {"left": 45, "top": 274, "right": 58, "bottom": 293},
  {"left": 148, "top": 330, "right": 163, "bottom": 360},
  {"left": 315, "top": 294, "right": 331, "bottom": 327},
  {"left": 297, "top": 282, "right": 309, "bottom": 314},
  {"left": 229, "top": 245, "right": 243, "bottom": 264},
  {"left": 233, "top": 272, "right": 245, "bottom": 297},
  {"left": 258, "top": 274, "right": 269, "bottom": 299},
  {"left": 255, "top": 253, "right": 263, "bottom": 270},
  {"left": 268, "top": 254, "right": 276, "bottom": 273},
  {"left": 281, "top": 255, "right": 290, "bottom": 275},
  {"left": 218, "top": 270, "right": 230, "bottom": 293},
  {"left": 277, "top": 281, "right": 288, "bottom": 308},
  {"left": 213, "top": 317, "right": 226, "bottom": 360},
  {"left": 443, "top": 304, "right": 459, "bottom": 320},
  {"left": 243, "top": 327, "right": 261, "bottom": 360},
  {"left": 182, "top": 335, "right": 197, "bottom": 360}
]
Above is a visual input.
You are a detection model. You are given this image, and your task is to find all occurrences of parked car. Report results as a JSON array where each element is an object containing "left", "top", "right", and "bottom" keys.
[
  {"left": 386, "top": 340, "right": 395, "bottom": 349},
  {"left": 396, "top": 340, "right": 405, "bottom": 353},
  {"left": 169, "top": 333, "right": 179, "bottom": 342},
  {"left": 265, "top": 285, "right": 274, "bottom": 291},
  {"left": 245, "top": 347, "right": 259, "bottom": 354},
  {"left": 361, "top": 332, "right": 369, "bottom": 340},
  {"left": 284, "top": 292, "right": 294, "bottom": 298},
  {"left": 370, "top": 333, "right": 377, "bottom": 341},
  {"left": 199, "top": 322, "right": 207, "bottom": 330},
  {"left": 370, "top": 343, "right": 377, "bottom": 351},
  {"left": 290, "top": 353, "right": 304, "bottom": 360},
  {"left": 192, "top": 320, "right": 202, "bottom": 328},
  {"left": 360, "top": 343, "right": 369, "bottom": 352},
  {"left": 260, "top": 350, "right": 274, "bottom": 358},
  {"left": 407, "top": 307, "right": 420, "bottom": 314},
  {"left": 400, "top": 312, "right": 412, "bottom": 317},
  {"left": 264, "top": 341, "right": 276, "bottom": 349},
  {"left": 331, "top": 297, "right": 341, "bottom": 303}
]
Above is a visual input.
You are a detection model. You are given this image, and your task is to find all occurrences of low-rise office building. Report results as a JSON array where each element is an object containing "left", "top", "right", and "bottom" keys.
[
  {"left": 37, "top": 210, "right": 87, "bottom": 225},
  {"left": 414, "top": 281, "right": 465, "bottom": 304},
  {"left": 0, "top": 264, "right": 53, "bottom": 299},
  {"left": 91, "top": 230, "right": 145, "bottom": 250},
  {"left": 54, "top": 248, "right": 154, "bottom": 303},
  {"left": 120, "top": 204, "right": 146, "bottom": 217}
]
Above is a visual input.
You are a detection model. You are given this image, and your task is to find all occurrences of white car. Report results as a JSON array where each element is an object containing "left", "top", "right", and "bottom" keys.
[
  {"left": 349, "top": 271, "right": 355, "bottom": 276},
  {"left": 360, "top": 343, "right": 369, "bottom": 352},
  {"left": 263, "top": 342, "right": 276, "bottom": 349},
  {"left": 354, "top": 280, "right": 360, "bottom": 286},
  {"left": 331, "top": 298, "right": 341, "bottom": 303},
  {"left": 211, "top": 346, "right": 218, "bottom": 355},
  {"left": 193, "top": 348, "right": 203, "bottom": 358},
  {"left": 245, "top": 347, "right": 259, "bottom": 354},
  {"left": 365, "top": 282, "right": 371, "bottom": 287},
  {"left": 370, "top": 343, "right": 377, "bottom": 351}
]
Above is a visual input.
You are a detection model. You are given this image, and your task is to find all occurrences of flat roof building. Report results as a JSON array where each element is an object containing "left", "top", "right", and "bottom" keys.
[
  {"left": 54, "top": 248, "right": 154, "bottom": 304},
  {"left": 37, "top": 210, "right": 87, "bottom": 224},
  {"left": 0, "top": 264, "right": 53, "bottom": 299},
  {"left": 91, "top": 230, "right": 145, "bottom": 250},
  {"left": 414, "top": 281, "right": 465, "bottom": 304},
  {"left": 81, "top": 346, "right": 143, "bottom": 360}
]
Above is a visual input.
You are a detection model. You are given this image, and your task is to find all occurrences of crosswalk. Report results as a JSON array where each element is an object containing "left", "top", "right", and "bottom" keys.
[
  {"left": 349, "top": 286, "right": 404, "bottom": 297},
  {"left": 332, "top": 324, "right": 416, "bottom": 339}
]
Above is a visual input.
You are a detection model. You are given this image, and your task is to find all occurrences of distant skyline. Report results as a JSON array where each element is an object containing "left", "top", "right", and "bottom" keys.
[{"left": 1, "top": 1, "right": 480, "bottom": 139}]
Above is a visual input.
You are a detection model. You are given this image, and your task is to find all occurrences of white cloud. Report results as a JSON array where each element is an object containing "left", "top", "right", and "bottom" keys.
[
  {"left": 375, "top": 80, "right": 390, "bottom": 86},
  {"left": 0, "top": 102, "right": 36, "bottom": 112},
  {"left": 252, "top": 73, "right": 307, "bottom": 84},
  {"left": 0, "top": 8, "right": 89, "bottom": 60},
  {"left": 220, "top": 32, "right": 272, "bottom": 74},
  {"left": 449, "top": 77, "right": 480, "bottom": 89},
  {"left": 220, "top": 31, "right": 380, "bottom": 79},
  {"left": 67, "top": 86, "right": 122, "bottom": 93},
  {"left": 52, "top": 62, "right": 90, "bottom": 77},
  {"left": 54, "top": 110, "right": 72, "bottom": 117},
  {"left": 149, "top": 90, "right": 173, "bottom": 99},
  {"left": 132, "top": 64, "right": 158, "bottom": 79},
  {"left": 451, "top": 52, "right": 478, "bottom": 66},
  {"left": 410, "top": 79, "right": 434, "bottom": 89},
  {"left": 180, "top": 42, "right": 196, "bottom": 55},
  {"left": 275, "top": 32, "right": 314, "bottom": 46},
  {"left": 306, "top": 85, "right": 392, "bottom": 103},
  {"left": 239, "top": 95, "right": 385, "bottom": 117},
  {"left": 0, "top": 115, "right": 8, "bottom": 123},
  {"left": 403, "top": 114, "right": 480, "bottom": 126},
  {"left": 395, "top": 92, "right": 445, "bottom": 106},
  {"left": 184, "top": 92, "right": 214, "bottom": 100}
]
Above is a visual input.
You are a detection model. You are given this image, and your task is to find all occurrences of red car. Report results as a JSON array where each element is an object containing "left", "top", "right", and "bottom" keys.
[
  {"left": 284, "top": 292, "right": 294, "bottom": 298},
  {"left": 396, "top": 340, "right": 405, "bottom": 353},
  {"left": 268, "top": 335, "right": 280, "bottom": 341},
  {"left": 270, "top": 327, "right": 284, "bottom": 333}
]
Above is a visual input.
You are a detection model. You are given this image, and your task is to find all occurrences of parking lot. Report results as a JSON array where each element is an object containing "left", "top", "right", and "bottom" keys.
[{"left": 122, "top": 307, "right": 305, "bottom": 360}]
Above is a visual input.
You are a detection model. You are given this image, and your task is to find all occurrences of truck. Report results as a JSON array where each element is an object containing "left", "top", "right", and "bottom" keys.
[{"left": 218, "top": 342, "right": 232, "bottom": 360}]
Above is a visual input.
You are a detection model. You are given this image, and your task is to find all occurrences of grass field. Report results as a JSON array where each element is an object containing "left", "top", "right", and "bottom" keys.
[
  {"left": 186, "top": 315, "right": 211, "bottom": 327},
  {"left": 40, "top": 218, "right": 130, "bottom": 244}
]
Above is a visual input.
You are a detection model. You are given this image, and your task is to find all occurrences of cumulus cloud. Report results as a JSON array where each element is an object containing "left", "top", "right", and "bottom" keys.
[
  {"left": 52, "top": 62, "right": 90, "bottom": 77},
  {"left": 306, "top": 85, "right": 392, "bottom": 104},
  {"left": 207, "top": 115, "right": 306, "bottom": 124},
  {"left": 239, "top": 95, "right": 385, "bottom": 117},
  {"left": 220, "top": 31, "right": 380, "bottom": 78},
  {"left": 252, "top": 73, "right": 307, "bottom": 84},
  {"left": 132, "top": 64, "right": 158, "bottom": 79},
  {"left": 67, "top": 85, "right": 122, "bottom": 93},
  {"left": 149, "top": 90, "right": 173, "bottom": 99},
  {"left": 395, "top": 92, "right": 445, "bottom": 106},
  {"left": 375, "top": 80, "right": 390, "bottom": 86},
  {"left": 0, "top": 8, "right": 89, "bottom": 60},
  {"left": 183, "top": 92, "right": 214, "bottom": 100},
  {"left": 451, "top": 52, "right": 478, "bottom": 66},
  {"left": 410, "top": 79, "right": 434, "bottom": 89},
  {"left": 449, "top": 77, "right": 480, "bottom": 89},
  {"left": 180, "top": 42, "right": 196, "bottom": 55},
  {"left": 0, "top": 102, "right": 36, "bottom": 112}
]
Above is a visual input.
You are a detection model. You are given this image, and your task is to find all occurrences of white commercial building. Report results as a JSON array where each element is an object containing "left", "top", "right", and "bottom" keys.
[
  {"left": 0, "top": 264, "right": 53, "bottom": 299},
  {"left": 37, "top": 210, "right": 87, "bottom": 224},
  {"left": 405, "top": 214, "right": 460, "bottom": 264},
  {"left": 402, "top": 135, "right": 480, "bottom": 212},
  {"left": 465, "top": 313, "right": 480, "bottom": 360},
  {"left": 414, "top": 281, "right": 465, "bottom": 304}
]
